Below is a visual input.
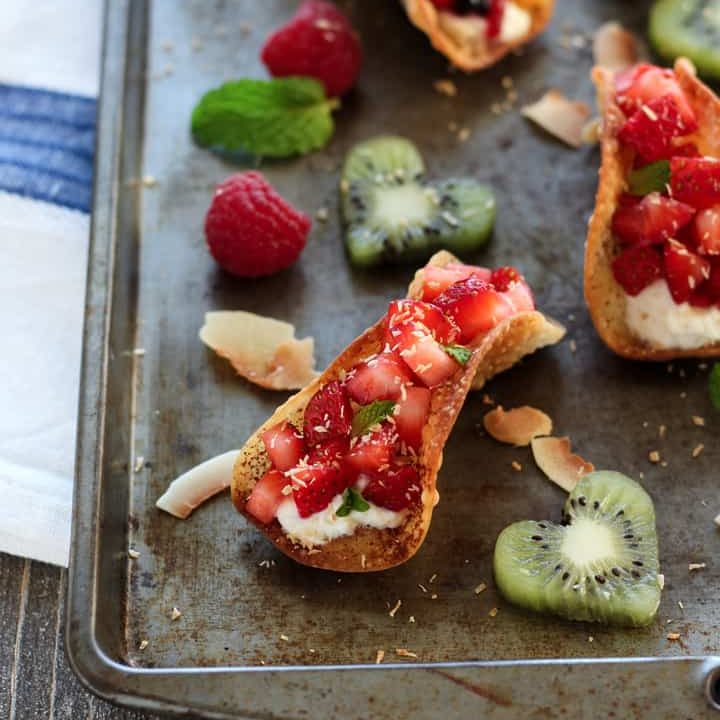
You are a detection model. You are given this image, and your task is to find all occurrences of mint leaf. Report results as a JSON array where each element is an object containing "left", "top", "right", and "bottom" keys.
[
  {"left": 710, "top": 363, "right": 720, "bottom": 410},
  {"left": 443, "top": 344, "right": 472, "bottom": 365},
  {"left": 336, "top": 488, "right": 369, "bottom": 516},
  {"left": 352, "top": 400, "right": 395, "bottom": 436},
  {"left": 350, "top": 488, "right": 370, "bottom": 512},
  {"left": 628, "top": 160, "right": 670, "bottom": 196},
  {"left": 191, "top": 77, "right": 339, "bottom": 158}
]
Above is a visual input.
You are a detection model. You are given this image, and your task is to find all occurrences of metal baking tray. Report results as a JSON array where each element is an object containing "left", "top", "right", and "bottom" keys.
[{"left": 68, "top": 0, "right": 720, "bottom": 716}]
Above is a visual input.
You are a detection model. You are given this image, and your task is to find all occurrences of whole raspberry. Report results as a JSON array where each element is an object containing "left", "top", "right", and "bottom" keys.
[
  {"left": 261, "top": 1, "right": 362, "bottom": 97},
  {"left": 204, "top": 172, "right": 311, "bottom": 278}
]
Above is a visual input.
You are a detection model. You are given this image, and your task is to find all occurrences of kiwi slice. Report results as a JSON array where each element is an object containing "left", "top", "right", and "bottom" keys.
[
  {"left": 340, "top": 136, "right": 496, "bottom": 267},
  {"left": 494, "top": 471, "right": 662, "bottom": 627},
  {"left": 650, "top": 0, "right": 720, "bottom": 80}
]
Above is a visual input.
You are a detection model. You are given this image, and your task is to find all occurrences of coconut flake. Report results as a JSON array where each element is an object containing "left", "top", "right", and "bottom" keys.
[
  {"left": 156, "top": 450, "right": 239, "bottom": 519},
  {"left": 531, "top": 436, "right": 595, "bottom": 492},
  {"left": 483, "top": 405, "right": 553, "bottom": 447},
  {"left": 522, "top": 90, "right": 591, "bottom": 148},
  {"left": 593, "top": 22, "right": 639, "bottom": 71},
  {"left": 199, "top": 311, "right": 318, "bottom": 391}
]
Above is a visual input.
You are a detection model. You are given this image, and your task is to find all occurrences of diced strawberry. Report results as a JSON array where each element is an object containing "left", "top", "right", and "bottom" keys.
[
  {"left": 611, "top": 192, "right": 695, "bottom": 246},
  {"left": 433, "top": 276, "right": 515, "bottom": 342},
  {"left": 261, "top": 422, "right": 305, "bottom": 471},
  {"left": 618, "top": 95, "right": 698, "bottom": 162},
  {"left": 345, "top": 352, "right": 414, "bottom": 404},
  {"left": 689, "top": 287, "right": 715, "bottom": 308},
  {"left": 673, "top": 142, "right": 701, "bottom": 158},
  {"left": 691, "top": 205, "right": 720, "bottom": 255},
  {"left": 664, "top": 238, "right": 711, "bottom": 303},
  {"left": 706, "top": 260, "right": 720, "bottom": 301},
  {"left": 387, "top": 322, "right": 460, "bottom": 387},
  {"left": 420, "top": 264, "right": 491, "bottom": 301},
  {"left": 303, "top": 380, "right": 352, "bottom": 446},
  {"left": 671, "top": 157, "right": 720, "bottom": 210},
  {"left": 291, "top": 463, "right": 350, "bottom": 518},
  {"left": 490, "top": 266, "right": 535, "bottom": 312},
  {"left": 615, "top": 65, "right": 695, "bottom": 125},
  {"left": 363, "top": 464, "right": 422, "bottom": 511},
  {"left": 246, "top": 469, "right": 290, "bottom": 524},
  {"left": 308, "top": 437, "right": 349, "bottom": 465},
  {"left": 486, "top": 0, "right": 506, "bottom": 39},
  {"left": 393, "top": 386, "right": 431, "bottom": 450},
  {"left": 386, "top": 299, "right": 459, "bottom": 344},
  {"left": 611, "top": 245, "right": 664, "bottom": 296},
  {"left": 428, "top": 0, "right": 455, "bottom": 8},
  {"left": 618, "top": 192, "right": 642, "bottom": 208},
  {"left": 345, "top": 425, "right": 396, "bottom": 475}
]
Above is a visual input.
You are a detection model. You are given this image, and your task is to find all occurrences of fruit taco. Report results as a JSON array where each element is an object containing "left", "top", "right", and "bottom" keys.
[
  {"left": 232, "top": 252, "right": 564, "bottom": 571},
  {"left": 401, "top": 0, "right": 555, "bottom": 72},
  {"left": 586, "top": 58, "right": 720, "bottom": 359}
]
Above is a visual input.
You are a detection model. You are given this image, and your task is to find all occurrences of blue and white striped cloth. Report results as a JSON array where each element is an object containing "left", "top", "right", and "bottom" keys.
[{"left": 0, "top": 0, "right": 101, "bottom": 566}]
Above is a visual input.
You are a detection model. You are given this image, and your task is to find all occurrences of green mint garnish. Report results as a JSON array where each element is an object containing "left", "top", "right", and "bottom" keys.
[
  {"left": 709, "top": 363, "right": 720, "bottom": 410},
  {"left": 352, "top": 400, "right": 395, "bottom": 436},
  {"left": 628, "top": 160, "right": 670, "bottom": 196},
  {"left": 443, "top": 344, "right": 472, "bottom": 365},
  {"left": 191, "top": 77, "right": 339, "bottom": 158},
  {"left": 336, "top": 488, "right": 369, "bottom": 516}
]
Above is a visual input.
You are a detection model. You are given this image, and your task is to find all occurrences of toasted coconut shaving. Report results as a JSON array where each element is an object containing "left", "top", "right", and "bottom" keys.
[
  {"left": 483, "top": 405, "right": 553, "bottom": 446},
  {"left": 593, "top": 22, "right": 639, "bottom": 71},
  {"left": 199, "top": 311, "right": 318, "bottom": 390},
  {"left": 522, "top": 90, "right": 591, "bottom": 148},
  {"left": 531, "top": 436, "right": 594, "bottom": 492},
  {"left": 156, "top": 450, "right": 239, "bottom": 519},
  {"left": 401, "top": 0, "right": 555, "bottom": 73}
]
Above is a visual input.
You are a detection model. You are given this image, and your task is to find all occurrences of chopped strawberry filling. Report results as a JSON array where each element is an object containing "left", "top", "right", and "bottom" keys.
[
  {"left": 490, "top": 266, "right": 535, "bottom": 311},
  {"left": 612, "top": 245, "right": 664, "bottom": 296},
  {"left": 393, "top": 386, "right": 432, "bottom": 450},
  {"left": 345, "top": 425, "right": 396, "bottom": 475},
  {"left": 303, "top": 380, "right": 352, "bottom": 446},
  {"left": 246, "top": 469, "right": 290, "bottom": 525},
  {"left": 346, "top": 352, "right": 414, "bottom": 404},
  {"left": 420, "top": 263, "right": 491, "bottom": 302},
  {"left": 363, "top": 464, "right": 421, "bottom": 511},
  {"left": 291, "top": 463, "right": 351, "bottom": 518},
  {"left": 261, "top": 422, "right": 304, "bottom": 471},
  {"left": 670, "top": 157, "right": 720, "bottom": 210},
  {"left": 386, "top": 299, "right": 459, "bottom": 345},
  {"left": 611, "top": 193, "right": 695, "bottom": 247},
  {"left": 691, "top": 206, "right": 720, "bottom": 255},
  {"left": 663, "top": 239, "right": 711, "bottom": 304}
]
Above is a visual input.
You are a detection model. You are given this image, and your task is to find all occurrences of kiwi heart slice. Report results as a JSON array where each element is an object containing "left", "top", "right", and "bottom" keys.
[
  {"left": 340, "top": 136, "right": 496, "bottom": 267},
  {"left": 494, "top": 471, "right": 662, "bottom": 627},
  {"left": 650, "top": 0, "right": 720, "bottom": 80}
]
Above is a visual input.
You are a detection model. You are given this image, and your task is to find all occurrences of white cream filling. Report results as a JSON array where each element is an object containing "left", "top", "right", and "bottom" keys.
[
  {"left": 276, "top": 491, "right": 405, "bottom": 548},
  {"left": 437, "top": 2, "right": 531, "bottom": 51},
  {"left": 625, "top": 280, "right": 720, "bottom": 350}
]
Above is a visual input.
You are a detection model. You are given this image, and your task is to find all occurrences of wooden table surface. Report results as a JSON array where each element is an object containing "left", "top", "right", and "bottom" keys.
[{"left": 1, "top": 552, "right": 162, "bottom": 720}]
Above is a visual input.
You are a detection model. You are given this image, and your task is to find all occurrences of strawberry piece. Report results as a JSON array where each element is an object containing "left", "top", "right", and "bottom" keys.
[
  {"left": 691, "top": 205, "right": 720, "bottom": 255},
  {"left": 308, "top": 437, "right": 349, "bottom": 465},
  {"left": 433, "top": 276, "right": 515, "bottom": 342},
  {"left": 291, "top": 463, "right": 350, "bottom": 518},
  {"left": 386, "top": 299, "right": 459, "bottom": 344},
  {"left": 671, "top": 157, "right": 720, "bottom": 210},
  {"left": 261, "top": 422, "right": 305, "bottom": 471},
  {"left": 393, "top": 386, "right": 432, "bottom": 450},
  {"left": 428, "top": 0, "right": 456, "bottom": 7},
  {"left": 303, "top": 380, "right": 352, "bottom": 446},
  {"left": 611, "top": 192, "right": 695, "bottom": 246},
  {"left": 345, "top": 352, "right": 414, "bottom": 404},
  {"left": 490, "top": 266, "right": 535, "bottom": 311},
  {"left": 706, "top": 261, "right": 720, "bottom": 301},
  {"left": 363, "top": 465, "right": 422, "bottom": 511},
  {"left": 486, "top": 0, "right": 506, "bottom": 38},
  {"left": 420, "top": 263, "right": 491, "bottom": 301},
  {"left": 664, "top": 238, "right": 711, "bottom": 304},
  {"left": 261, "top": 1, "right": 362, "bottom": 97},
  {"left": 204, "top": 172, "right": 310, "bottom": 277},
  {"left": 387, "top": 322, "right": 460, "bottom": 387},
  {"left": 611, "top": 245, "right": 664, "bottom": 296},
  {"left": 246, "top": 469, "right": 290, "bottom": 524},
  {"left": 615, "top": 65, "right": 695, "bottom": 124},
  {"left": 618, "top": 95, "right": 698, "bottom": 162},
  {"left": 345, "top": 425, "right": 397, "bottom": 475},
  {"left": 673, "top": 143, "right": 701, "bottom": 158}
]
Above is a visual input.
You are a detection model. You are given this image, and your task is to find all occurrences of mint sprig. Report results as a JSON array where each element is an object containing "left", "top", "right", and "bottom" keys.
[
  {"left": 352, "top": 400, "right": 395, "bottom": 436},
  {"left": 336, "top": 488, "right": 370, "bottom": 517},
  {"left": 709, "top": 363, "right": 720, "bottom": 410},
  {"left": 443, "top": 344, "right": 472, "bottom": 365},
  {"left": 191, "top": 77, "right": 339, "bottom": 158},
  {"left": 628, "top": 160, "right": 670, "bottom": 196}
]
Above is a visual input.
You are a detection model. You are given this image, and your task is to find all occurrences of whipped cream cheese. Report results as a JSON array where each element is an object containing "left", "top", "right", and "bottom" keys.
[
  {"left": 438, "top": 2, "right": 531, "bottom": 52},
  {"left": 276, "top": 491, "right": 405, "bottom": 548},
  {"left": 625, "top": 280, "right": 720, "bottom": 349}
]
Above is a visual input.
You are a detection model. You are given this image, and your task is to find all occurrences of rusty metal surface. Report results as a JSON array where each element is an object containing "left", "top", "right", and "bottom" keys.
[{"left": 67, "top": 0, "right": 720, "bottom": 717}]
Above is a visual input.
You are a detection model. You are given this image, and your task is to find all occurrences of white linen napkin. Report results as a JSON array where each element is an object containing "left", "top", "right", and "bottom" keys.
[{"left": 0, "top": 0, "right": 101, "bottom": 566}]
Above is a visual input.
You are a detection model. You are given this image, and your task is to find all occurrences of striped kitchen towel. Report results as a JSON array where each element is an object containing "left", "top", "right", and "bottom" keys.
[{"left": 0, "top": 0, "right": 102, "bottom": 566}]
